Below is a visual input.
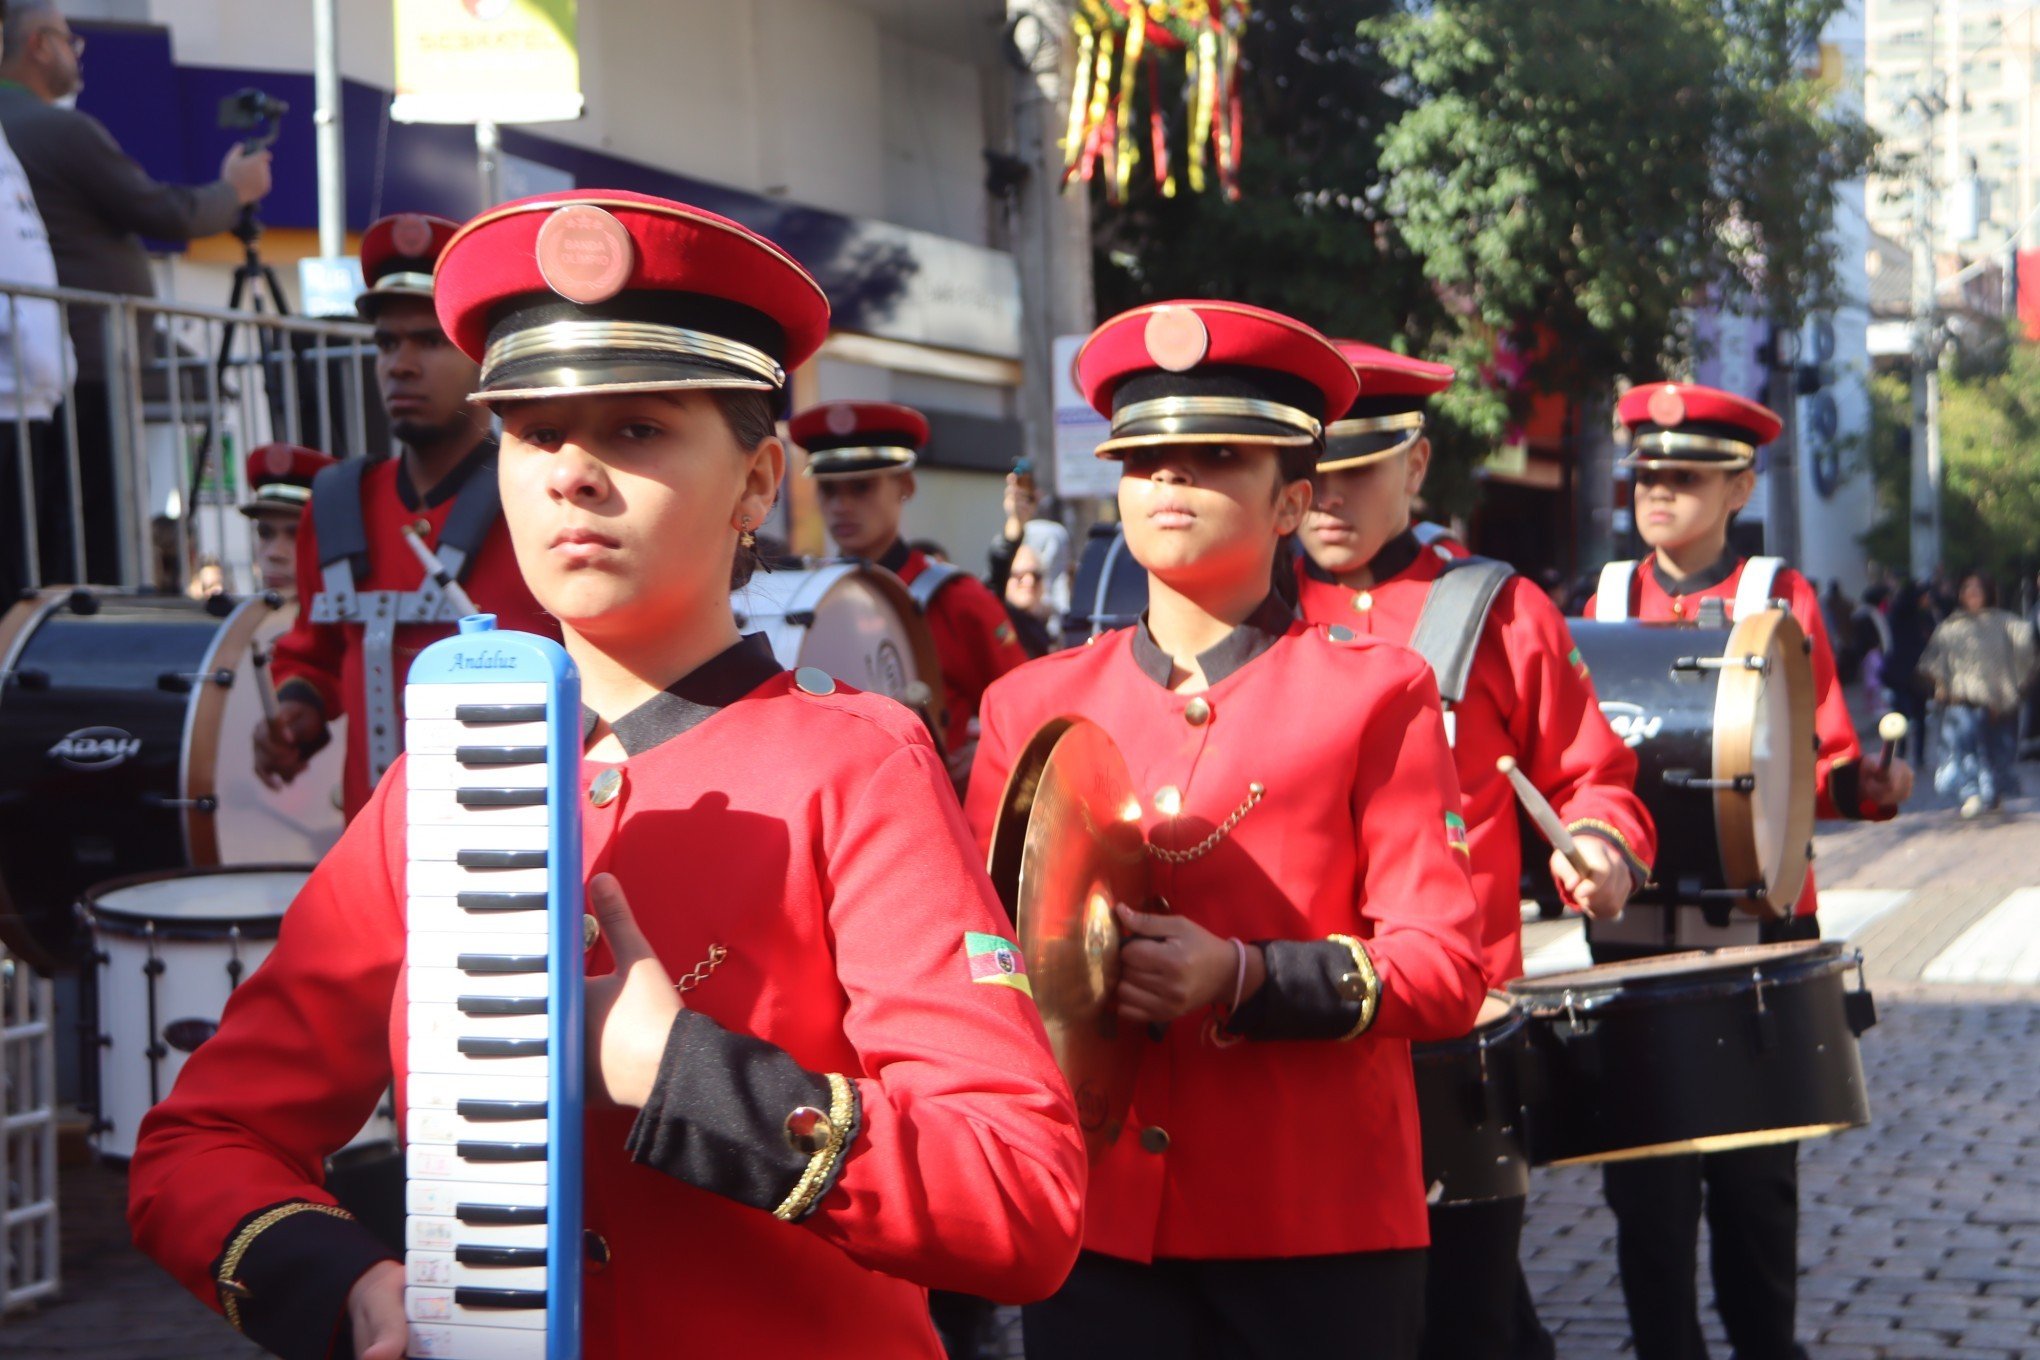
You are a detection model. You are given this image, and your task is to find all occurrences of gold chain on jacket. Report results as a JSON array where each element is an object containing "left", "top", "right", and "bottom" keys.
[
  {"left": 673, "top": 944, "right": 729, "bottom": 993},
  {"left": 1146, "top": 782, "right": 1266, "bottom": 865}
]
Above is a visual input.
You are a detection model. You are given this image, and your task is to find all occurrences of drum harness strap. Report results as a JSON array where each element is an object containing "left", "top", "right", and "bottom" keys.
[
  {"left": 1594, "top": 556, "right": 1785, "bottom": 623},
  {"left": 905, "top": 558, "right": 969, "bottom": 613},
  {"left": 1405, "top": 556, "right": 1515, "bottom": 749},
  {"left": 307, "top": 454, "right": 504, "bottom": 786}
]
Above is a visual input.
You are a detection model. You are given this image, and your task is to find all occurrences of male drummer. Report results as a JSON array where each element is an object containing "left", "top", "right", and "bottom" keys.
[
  {"left": 968, "top": 301, "right": 1486, "bottom": 1358},
  {"left": 792, "top": 400, "right": 1028, "bottom": 776},
  {"left": 1294, "top": 341, "right": 1656, "bottom": 1360},
  {"left": 255, "top": 213, "right": 554, "bottom": 819},
  {"left": 1584, "top": 380, "right": 1913, "bottom": 1360},
  {"left": 239, "top": 444, "right": 331, "bottom": 596}
]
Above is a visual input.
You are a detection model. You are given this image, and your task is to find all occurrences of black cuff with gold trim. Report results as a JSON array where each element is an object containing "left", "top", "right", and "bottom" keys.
[
  {"left": 1567, "top": 820, "right": 1653, "bottom": 880},
  {"left": 625, "top": 1009, "right": 861, "bottom": 1222},
  {"left": 1827, "top": 760, "right": 1869, "bottom": 820},
  {"left": 1224, "top": 939, "right": 1374, "bottom": 1041},
  {"left": 209, "top": 1199, "right": 394, "bottom": 1360}
]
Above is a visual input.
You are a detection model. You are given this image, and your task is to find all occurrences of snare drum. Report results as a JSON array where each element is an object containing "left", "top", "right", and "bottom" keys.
[
  {"left": 1570, "top": 608, "right": 1817, "bottom": 917},
  {"left": 80, "top": 865, "right": 396, "bottom": 1162},
  {"left": 734, "top": 562, "right": 946, "bottom": 738},
  {"left": 1411, "top": 993, "right": 1533, "bottom": 1204},
  {"left": 0, "top": 589, "right": 345, "bottom": 970},
  {"left": 1508, "top": 940, "right": 1876, "bottom": 1167}
]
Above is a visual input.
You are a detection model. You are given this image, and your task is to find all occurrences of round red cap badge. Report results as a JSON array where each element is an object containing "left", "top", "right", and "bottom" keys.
[
  {"left": 1646, "top": 386, "right": 1687, "bottom": 429},
  {"left": 824, "top": 405, "right": 858, "bottom": 437},
  {"left": 1143, "top": 307, "right": 1209, "bottom": 373},
  {"left": 536, "top": 206, "right": 636, "bottom": 307},
  {"left": 263, "top": 445, "right": 295, "bottom": 476},
  {"left": 391, "top": 214, "right": 434, "bottom": 258}
]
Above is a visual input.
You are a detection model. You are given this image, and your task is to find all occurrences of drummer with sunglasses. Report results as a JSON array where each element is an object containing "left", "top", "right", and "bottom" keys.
[
  {"left": 967, "top": 301, "right": 1486, "bottom": 1359},
  {"left": 1294, "top": 343, "right": 1657, "bottom": 1360},
  {"left": 1583, "top": 381, "right": 1913, "bottom": 1360}
]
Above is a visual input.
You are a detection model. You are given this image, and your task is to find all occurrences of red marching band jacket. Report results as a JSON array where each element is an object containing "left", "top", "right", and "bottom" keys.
[
  {"left": 129, "top": 663, "right": 1086, "bottom": 1358},
  {"left": 966, "top": 615, "right": 1486, "bottom": 1263},
  {"left": 884, "top": 541, "right": 1030, "bottom": 752},
  {"left": 267, "top": 450, "right": 556, "bottom": 821},
  {"left": 1298, "top": 538, "right": 1656, "bottom": 985},
  {"left": 1585, "top": 555, "right": 1894, "bottom": 917}
]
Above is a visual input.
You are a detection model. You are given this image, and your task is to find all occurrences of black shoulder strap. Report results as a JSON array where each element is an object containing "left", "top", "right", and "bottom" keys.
[
  {"left": 907, "top": 559, "right": 968, "bottom": 611},
  {"left": 433, "top": 448, "right": 503, "bottom": 582},
  {"left": 1407, "top": 557, "right": 1515, "bottom": 703},
  {"left": 310, "top": 457, "right": 373, "bottom": 579}
]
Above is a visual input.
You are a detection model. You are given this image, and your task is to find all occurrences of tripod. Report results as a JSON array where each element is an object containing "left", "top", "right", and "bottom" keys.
[{"left": 184, "top": 197, "right": 294, "bottom": 532}]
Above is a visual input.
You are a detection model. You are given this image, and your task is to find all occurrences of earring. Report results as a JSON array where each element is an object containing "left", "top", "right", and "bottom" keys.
[{"left": 738, "top": 517, "right": 757, "bottom": 549}]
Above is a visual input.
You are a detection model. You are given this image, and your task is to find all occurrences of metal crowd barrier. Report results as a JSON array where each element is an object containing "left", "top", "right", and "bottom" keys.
[{"left": 1, "top": 281, "right": 381, "bottom": 596}]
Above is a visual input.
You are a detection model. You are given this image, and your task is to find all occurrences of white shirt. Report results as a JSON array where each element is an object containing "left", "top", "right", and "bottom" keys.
[{"left": 0, "top": 121, "right": 71, "bottom": 421}]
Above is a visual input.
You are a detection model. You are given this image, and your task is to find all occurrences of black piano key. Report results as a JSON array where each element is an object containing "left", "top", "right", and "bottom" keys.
[
  {"left": 456, "top": 1098, "right": 548, "bottom": 1121},
  {"left": 457, "top": 1203, "right": 547, "bottom": 1226},
  {"left": 458, "top": 995, "right": 548, "bottom": 1017},
  {"left": 455, "top": 703, "right": 547, "bottom": 723},
  {"left": 456, "top": 954, "right": 547, "bottom": 974},
  {"left": 456, "top": 849, "right": 548, "bottom": 870},
  {"left": 458, "top": 1036, "right": 548, "bottom": 1058},
  {"left": 457, "top": 1140, "right": 548, "bottom": 1162},
  {"left": 457, "top": 746, "right": 548, "bottom": 767},
  {"left": 457, "top": 891, "right": 548, "bottom": 912},
  {"left": 457, "top": 787, "right": 547, "bottom": 807},
  {"left": 454, "top": 1286, "right": 547, "bottom": 1310},
  {"left": 456, "top": 1245, "right": 548, "bottom": 1268}
]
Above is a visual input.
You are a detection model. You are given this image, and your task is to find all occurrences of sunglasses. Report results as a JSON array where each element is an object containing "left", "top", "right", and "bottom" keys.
[
  {"left": 1009, "top": 570, "right": 1044, "bottom": 585},
  {"left": 39, "top": 28, "right": 85, "bottom": 55}
]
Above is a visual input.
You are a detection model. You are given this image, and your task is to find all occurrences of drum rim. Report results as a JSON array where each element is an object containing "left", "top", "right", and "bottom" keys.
[
  {"left": 1712, "top": 608, "right": 1818, "bottom": 916},
  {"left": 180, "top": 592, "right": 282, "bottom": 867},
  {"left": 0, "top": 589, "right": 75, "bottom": 968},
  {"left": 77, "top": 861, "right": 311, "bottom": 939},
  {"left": 1509, "top": 938, "right": 1848, "bottom": 999}
]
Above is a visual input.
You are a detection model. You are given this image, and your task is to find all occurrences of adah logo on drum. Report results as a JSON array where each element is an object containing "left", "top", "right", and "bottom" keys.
[
  {"left": 1598, "top": 701, "right": 1663, "bottom": 749},
  {"left": 48, "top": 726, "right": 142, "bottom": 770}
]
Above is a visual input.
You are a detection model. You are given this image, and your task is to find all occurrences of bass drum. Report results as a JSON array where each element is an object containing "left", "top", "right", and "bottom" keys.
[
  {"left": 734, "top": 562, "right": 946, "bottom": 742},
  {"left": 1569, "top": 608, "right": 1816, "bottom": 915},
  {"left": 0, "top": 589, "right": 345, "bottom": 970},
  {"left": 1411, "top": 992, "right": 1533, "bottom": 1204},
  {"left": 1508, "top": 940, "right": 1876, "bottom": 1166}
]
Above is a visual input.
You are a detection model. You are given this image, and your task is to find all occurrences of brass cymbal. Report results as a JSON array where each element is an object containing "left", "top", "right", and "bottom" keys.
[{"left": 1012, "top": 718, "right": 1151, "bottom": 1159}]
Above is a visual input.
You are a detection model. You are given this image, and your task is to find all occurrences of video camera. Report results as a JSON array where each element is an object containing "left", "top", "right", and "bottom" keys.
[{"left": 218, "top": 87, "right": 288, "bottom": 152}]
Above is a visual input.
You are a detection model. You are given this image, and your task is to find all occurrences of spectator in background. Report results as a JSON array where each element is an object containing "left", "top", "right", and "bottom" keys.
[
  {"left": 1885, "top": 579, "right": 1939, "bottom": 766},
  {"left": 1823, "top": 579, "right": 1857, "bottom": 682},
  {"left": 0, "top": 0, "right": 73, "bottom": 601},
  {"left": 0, "top": 0, "right": 271, "bottom": 585},
  {"left": 986, "top": 461, "right": 1071, "bottom": 618},
  {"left": 1918, "top": 571, "right": 2037, "bottom": 817},
  {"left": 1001, "top": 540, "right": 1058, "bottom": 658},
  {"left": 1850, "top": 582, "right": 1894, "bottom": 706}
]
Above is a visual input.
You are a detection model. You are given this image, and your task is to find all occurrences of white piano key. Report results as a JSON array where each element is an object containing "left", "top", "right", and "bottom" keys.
[
  {"left": 406, "top": 718, "right": 552, "bottom": 754},
  {"left": 408, "top": 787, "right": 552, "bottom": 827},
  {"left": 408, "top": 931, "right": 552, "bottom": 969},
  {"left": 407, "top": 1250, "right": 549, "bottom": 1292},
  {"left": 408, "top": 1030, "right": 550, "bottom": 1080},
  {"left": 408, "top": 1073, "right": 550, "bottom": 1112},
  {"left": 407, "top": 1107, "right": 547, "bottom": 1150},
  {"left": 407, "top": 754, "right": 552, "bottom": 791},
  {"left": 405, "top": 1286, "right": 548, "bottom": 1330},
  {"left": 409, "top": 862, "right": 552, "bottom": 898},
  {"left": 408, "top": 897, "right": 551, "bottom": 937},
  {"left": 406, "top": 1178, "right": 547, "bottom": 1216},
  {"left": 408, "top": 1143, "right": 549, "bottom": 1184},
  {"left": 406, "top": 966, "right": 549, "bottom": 1005},
  {"left": 406, "top": 1215, "right": 550, "bottom": 1253},
  {"left": 407, "top": 1322, "right": 549, "bottom": 1360},
  {"left": 407, "top": 825, "right": 553, "bottom": 860},
  {"left": 404, "top": 682, "right": 552, "bottom": 720},
  {"left": 410, "top": 1002, "right": 550, "bottom": 1042}
]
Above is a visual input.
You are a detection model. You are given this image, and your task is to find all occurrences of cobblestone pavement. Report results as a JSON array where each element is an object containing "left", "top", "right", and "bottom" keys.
[{"left": 4, "top": 764, "right": 2035, "bottom": 1359}]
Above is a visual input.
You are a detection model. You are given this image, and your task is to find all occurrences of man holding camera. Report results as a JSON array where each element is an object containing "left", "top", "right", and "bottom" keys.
[{"left": 0, "top": 0, "right": 272, "bottom": 585}]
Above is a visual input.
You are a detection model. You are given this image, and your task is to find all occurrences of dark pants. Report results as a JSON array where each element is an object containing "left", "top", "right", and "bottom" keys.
[
  {"left": 0, "top": 418, "right": 68, "bottom": 600},
  {"left": 1419, "top": 1197, "right": 1554, "bottom": 1360},
  {"left": 930, "top": 1290, "right": 997, "bottom": 1360},
  {"left": 1592, "top": 913, "right": 1818, "bottom": 1360},
  {"left": 1, "top": 384, "right": 121, "bottom": 594},
  {"left": 1023, "top": 1248, "right": 1426, "bottom": 1360}
]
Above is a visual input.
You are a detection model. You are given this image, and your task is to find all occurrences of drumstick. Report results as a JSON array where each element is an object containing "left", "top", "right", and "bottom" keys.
[
  {"left": 1496, "top": 756, "right": 1590, "bottom": 878},
  {"left": 1875, "top": 713, "right": 1908, "bottom": 773},
  {"left": 250, "top": 644, "right": 281, "bottom": 724},
  {"left": 401, "top": 524, "right": 480, "bottom": 617}
]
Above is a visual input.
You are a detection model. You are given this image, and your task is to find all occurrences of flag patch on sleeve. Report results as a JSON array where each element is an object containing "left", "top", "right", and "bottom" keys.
[
  {"left": 965, "top": 932, "right": 1033, "bottom": 996},
  {"left": 1444, "top": 811, "right": 1471, "bottom": 859},
  {"left": 1567, "top": 646, "right": 1590, "bottom": 680}
]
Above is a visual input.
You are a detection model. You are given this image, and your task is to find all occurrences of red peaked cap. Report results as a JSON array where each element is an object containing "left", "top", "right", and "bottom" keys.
[
  {"left": 1075, "top": 301, "right": 1357, "bottom": 457},
  {"left": 788, "top": 401, "right": 930, "bottom": 479},
  {"left": 433, "top": 190, "right": 831, "bottom": 402},
  {"left": 240, "top": 443, "right": 334, "bottom": 518},
  {"left": 1336, "top": 341, "right": 1455, "bottom": 414},
  {"left": 356, "top": 213, "right": 461, "bottom": 315},
  {"left": 1618, "top": 382, "right": 1779, "bottom": 469}
]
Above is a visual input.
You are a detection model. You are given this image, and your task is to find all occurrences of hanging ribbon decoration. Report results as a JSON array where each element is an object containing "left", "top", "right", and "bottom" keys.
[{"left": 1063, "top": 0, "right": 1249, "bottom": 204}]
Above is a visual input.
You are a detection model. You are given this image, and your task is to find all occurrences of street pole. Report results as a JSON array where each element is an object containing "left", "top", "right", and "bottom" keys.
[
  {"left": 1910, "top": 166, "right": 1943, "bottom": 581},
  {"left": 312, "top": 0, "right": 345, "bottom": 260},
  {"left": 476, "top": 120, "right": 504, "bottom": 210}
]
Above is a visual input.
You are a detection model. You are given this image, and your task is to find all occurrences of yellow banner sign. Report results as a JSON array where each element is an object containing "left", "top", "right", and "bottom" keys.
[{"left": 392, "top": 0, "right": 582, "bottom": 125}]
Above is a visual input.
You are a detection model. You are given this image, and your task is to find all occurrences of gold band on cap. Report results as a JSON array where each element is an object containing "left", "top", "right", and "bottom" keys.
[
  {"left": 803, "top": 446, "right": 919, "bottom": 478},
  {"left": 252, "top": 484, "right": 312, "bottom": 505},
  {"left": 1626, "top": 432, "right": 1755, "bottom": 469},
  {"left": 481, "top": 319, "right": 786, "bottom": 393},
  {"left": 1327, "top": 411, "right": 1425, "bottom": 439},
  {"left": 368, "top": 271, "right": 435, "bottom": 295},
  {"left": 1111, "top": 395, "right": 1322, "bottom": 441},
  {"left": 1316, "top": 411, "right": 1425, "bottom": 472}
]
